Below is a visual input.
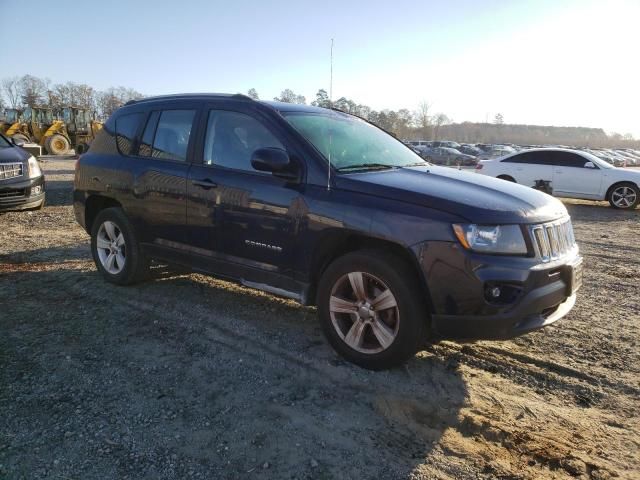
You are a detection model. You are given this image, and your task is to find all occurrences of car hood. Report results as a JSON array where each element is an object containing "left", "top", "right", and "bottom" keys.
[
  {"left": 0, "top": 146, "right": 30, "bottom": 163},
  {"left": 334, "top": 165, "right": 568, "bottom": 224}
]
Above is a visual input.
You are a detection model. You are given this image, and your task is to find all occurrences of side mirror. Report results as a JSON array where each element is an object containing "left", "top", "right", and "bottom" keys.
[
  {"left": 251, "top": 147, "right": 298, "bottom": 180},
  {"left": 12, "top": 137, "right": 25, "bottom": 147},
  {"left": 584, "top": 161, "right": 596, "bottom": 169}
]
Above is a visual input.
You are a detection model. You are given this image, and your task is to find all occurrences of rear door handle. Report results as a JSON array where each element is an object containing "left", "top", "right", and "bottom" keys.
[{"left": 192, "top": 179, "right": 218, "bottom": 189}]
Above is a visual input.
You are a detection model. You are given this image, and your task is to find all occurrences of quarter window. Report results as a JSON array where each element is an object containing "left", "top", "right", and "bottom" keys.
[
  {"left": 151, "top": 110, "right": 196, "bottom": 161},
  {"left": 115, "top": 112, "right": 144, "bottom": 155},
  {"left": 203, "top": 110, "right": 284, "bottom": 171}
]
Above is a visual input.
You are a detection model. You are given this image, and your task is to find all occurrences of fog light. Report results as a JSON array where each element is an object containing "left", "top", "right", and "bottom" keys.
[
  {"left": 32, "top": 186, "right": 42, "bottom": 195},
  {"left": 489, "top": 286, "right": 501, "bottom": 298}
]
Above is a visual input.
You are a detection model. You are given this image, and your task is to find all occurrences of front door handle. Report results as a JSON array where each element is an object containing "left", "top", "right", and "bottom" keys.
[{"left": 192, "top": 179, "right": 218, "bottom": 189}]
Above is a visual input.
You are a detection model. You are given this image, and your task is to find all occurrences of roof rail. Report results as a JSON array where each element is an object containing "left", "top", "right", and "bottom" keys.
[{"left": 122, "top": 93, "right": 256, "bottom": 107}]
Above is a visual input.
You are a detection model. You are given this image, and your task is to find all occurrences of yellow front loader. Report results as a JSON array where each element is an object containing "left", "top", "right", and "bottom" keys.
[{"left": 3, "top": 109, "right": 29, "bottom": 142}]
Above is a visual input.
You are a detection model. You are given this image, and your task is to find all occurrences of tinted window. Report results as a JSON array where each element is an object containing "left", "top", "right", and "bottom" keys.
[
  {"left": 548, "top": 151, "right": 594, "bottom": 168},
  {"left": 204, "top": 110, "right": 284, "bottom": 171},
  {"left": 502, "top": 151, "right": 551, "bottom": 165},
  {"left": 151, "top": 110, "right": 196, "bottom": 161},
  {"left": 115, "top": 112, "right": 144, "bottom": 155},
  {"left": 138, "top": 111, "right": 160, "bottom": 157}
]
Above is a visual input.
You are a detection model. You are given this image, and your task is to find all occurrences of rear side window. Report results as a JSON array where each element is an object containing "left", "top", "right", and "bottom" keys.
[
  {"left": 115, "top": 112, "right": 144, "bottom": 155},
  {"left": 150, "top": 110, "right": 196, "bottom": 161},
  {"left": 502, "top": 151, "right": 551, "bottom": 165}
]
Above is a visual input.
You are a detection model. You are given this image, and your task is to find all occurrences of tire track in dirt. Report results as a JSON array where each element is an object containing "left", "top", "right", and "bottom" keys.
[{"left": 429, "top": 341, "right": 637, "bottom": 409}]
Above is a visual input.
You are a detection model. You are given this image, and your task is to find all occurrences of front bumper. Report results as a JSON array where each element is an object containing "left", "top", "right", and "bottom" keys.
[
  {"left": 0, "top": 175, "right": 45, "bottom": 211},
  {"left": 413, "top": 241, "right": 582, "bottom": 340}
]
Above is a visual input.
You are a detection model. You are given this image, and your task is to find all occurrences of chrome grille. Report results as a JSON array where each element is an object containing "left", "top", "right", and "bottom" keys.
[
  {"left": 0, "top": 163, "right": 23, "bottom": 180},
  {"left": 531, "top": 218, "right": 576, "bottom": 262}
]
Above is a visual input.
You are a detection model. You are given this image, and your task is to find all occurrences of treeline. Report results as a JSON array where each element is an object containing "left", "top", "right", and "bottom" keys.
[
  {"left": 1, "top": 75, "right": 635, "bottom": 148},
  {"left": 437, "top": 123, "right": 616, "bottom": 148},
  {"left": 266, "top": 88, "right": 639, "bottom": 148},
  {"left": 1, "top": 75, "right": 143, "bottom": 119}
]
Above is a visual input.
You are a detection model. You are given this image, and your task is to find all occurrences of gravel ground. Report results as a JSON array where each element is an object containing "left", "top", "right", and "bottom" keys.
[{"left": 0, "top": 159, "right": 638, "bottom": 479}]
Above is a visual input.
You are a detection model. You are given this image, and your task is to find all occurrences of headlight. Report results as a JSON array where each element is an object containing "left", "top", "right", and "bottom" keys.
[
  {"left": 453, "top": 224, "right": 527, "bottom": 254},
  {"left": 27, "top": 155, "right": 41, "bottom": 179}
]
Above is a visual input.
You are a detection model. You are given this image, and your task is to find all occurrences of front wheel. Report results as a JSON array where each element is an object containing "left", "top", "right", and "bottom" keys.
[
  {"left": 91, "top": 207, "right": 149, "bottom": 285},
  {"left": 608, "top": 183, "right": 639, "bottom": 209},
  {"left": 316, "top": 250, "right": 428, "bottom": 370},
  {"left": 45, "top": 134, "right": 70, "bottom": 155}
]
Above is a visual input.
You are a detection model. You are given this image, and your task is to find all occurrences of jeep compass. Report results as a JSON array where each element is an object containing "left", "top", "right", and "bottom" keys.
[{"left": 73, "top": 94, "right": 582, "bottom": 370}]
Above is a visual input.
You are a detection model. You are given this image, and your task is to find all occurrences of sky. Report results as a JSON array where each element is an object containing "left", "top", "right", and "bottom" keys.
[{"left": 1, "top": 0, "right": 639, "bottom": 136}]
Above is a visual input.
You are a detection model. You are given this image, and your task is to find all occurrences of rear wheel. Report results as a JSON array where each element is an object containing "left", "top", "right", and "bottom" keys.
[
  {"left": 91, "top": 207, "right": 150, "bottom": 285},
  {"left": 76, "top": 142, "right": 90, "bottom": 154},
  {"left": 316, "top": 250, "right": 428, "bottom": 370},
  {"left": 497, "top": 175, "right": 516, "bottom": 182},
  {"left": 608, "top": 183, "right": 639, "bottom": 209},
  {"left": 45, "top": 134, "right": 70, "bottom": 155}
]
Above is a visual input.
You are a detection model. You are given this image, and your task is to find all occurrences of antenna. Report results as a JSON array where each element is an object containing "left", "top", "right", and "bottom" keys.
[{"left": 327, "top": 38, "right": 334, "bottom": 191}]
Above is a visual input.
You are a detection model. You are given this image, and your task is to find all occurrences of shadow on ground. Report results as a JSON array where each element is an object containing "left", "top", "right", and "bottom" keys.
[{"left": 0, "top": 259, "right": 468, "bottom": 479}]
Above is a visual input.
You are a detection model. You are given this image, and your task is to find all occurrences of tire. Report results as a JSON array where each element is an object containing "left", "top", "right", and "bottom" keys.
[
  {"left": 11, "top": 133, "right": 29, "bottom": 144},
  {"left": 608, "top": 183, "right": 639, "bottom": 209},
  {"left": 76, "top": 142, "right": 89, "bottom": 154},
  {"left": 90, "top": 207, "right": 150, "bottom": 285},
  {"left": 497, "top": 175, "right": 516, "bottom": 182},
  {"left": 45, "top": 134, "right": 70, "bottom": 155},
  {"left": 316, "top": 250, "right": 428, "bottom": 370}
]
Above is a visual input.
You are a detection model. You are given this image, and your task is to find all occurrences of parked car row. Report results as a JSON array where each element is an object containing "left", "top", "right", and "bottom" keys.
[{"left": 406, "top": 140, "right": 640, "bottom": 169}]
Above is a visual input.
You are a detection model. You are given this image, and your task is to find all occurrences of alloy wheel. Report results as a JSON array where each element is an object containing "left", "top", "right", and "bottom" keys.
[
  {"left": 96, "top": 221, "right": 126, "bottom": 274},
  {"left": 329, "top": 271, "right": 400, "bottom": 354},
  {"left": 611, "top": 186, "right": 637, "bottom": 208}
]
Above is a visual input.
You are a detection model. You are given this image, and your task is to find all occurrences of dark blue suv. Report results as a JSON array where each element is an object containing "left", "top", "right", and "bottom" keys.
[{"left": 73, "top": 94, "right": 583, "bottom": 370}]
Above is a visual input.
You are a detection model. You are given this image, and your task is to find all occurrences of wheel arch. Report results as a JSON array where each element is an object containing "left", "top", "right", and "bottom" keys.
[
  {"left": 497, "top": 174, "right": 516, "bottom": 182},
  {"left": 605, "top": 180, "right": 640, "bottom": 200},
  {"left": 306, "top": 231, "right": 433, "bottom": 313},
  {"left": 84, "top": 195, "right": 123, "bottom": 234}
]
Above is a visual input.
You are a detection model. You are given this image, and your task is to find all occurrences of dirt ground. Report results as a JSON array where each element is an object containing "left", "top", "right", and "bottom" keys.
[{"left": 1, "top": 158, "right": 638, "bottom": 480}]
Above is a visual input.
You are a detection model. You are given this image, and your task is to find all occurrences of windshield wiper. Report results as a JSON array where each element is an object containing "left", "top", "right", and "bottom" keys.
[
  {"left": 401, "top": 162, "right": 430, "bottom": 167},
  {"left": 336, "top": 163, "right": 396, "bottom": 172}
]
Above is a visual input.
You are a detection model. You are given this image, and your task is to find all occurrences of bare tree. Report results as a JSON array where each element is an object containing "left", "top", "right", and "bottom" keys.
[
  {"left": 433, "top": 113, "right": 451, "bottom": 140},
  {"left": 95, "top": 86, "right": 144, "bottom": 118},
  {"left": 19, "top": 75, "right": 49, "bottom": 107},
  {"left": 2, "top": 77, "right": 21, "bottom": 108},
  {"left": 415, "top": 101, "right": 432, "bottom": 139},
  {"left": 247, "top": 88, "right": 259, "bottom": 100},
  {"left": 274, "top": 89, "right": 306, "bottom": 104},
  {"left": 494, "top": 113, "right": 504, "bottom": 125}
]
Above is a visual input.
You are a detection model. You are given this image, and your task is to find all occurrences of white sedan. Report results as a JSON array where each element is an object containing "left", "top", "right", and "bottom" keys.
[{"left": 475, "top": 148, "right": 640, "bottom": 209}]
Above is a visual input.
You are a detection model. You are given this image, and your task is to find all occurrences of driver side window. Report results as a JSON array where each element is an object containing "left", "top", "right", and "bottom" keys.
[{"left": 203, "top": 110, "right": 284, "bottom": 171}]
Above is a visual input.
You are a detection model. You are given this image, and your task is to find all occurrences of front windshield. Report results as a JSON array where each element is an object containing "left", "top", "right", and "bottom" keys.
[
  {"left": 283, "top": 111, "right": 427, "bottom": 171},
  {"left": 6, "top": 110, "right": 18, "bottom": 122}
]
